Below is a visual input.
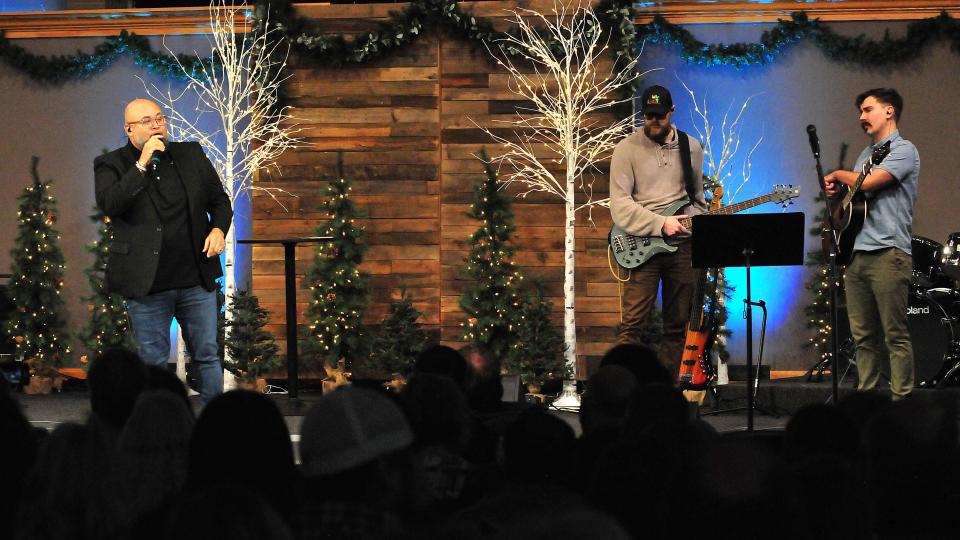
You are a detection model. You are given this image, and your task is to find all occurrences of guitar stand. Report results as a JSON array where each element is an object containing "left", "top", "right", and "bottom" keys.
[
  {"left": 804, "top": 350, "right": 831, "bottom": 382},
  {"left": 805, "top": 337, "right": 856, "bottom": 383},
  {"left": 702, "top": 298, "right": 787, "bottom": 420},
  {"left": 823, "top": 338, "right": 859, "bottom": 404}
]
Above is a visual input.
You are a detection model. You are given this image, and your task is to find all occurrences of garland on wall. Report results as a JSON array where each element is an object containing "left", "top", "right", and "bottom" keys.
[
  {"left": 253, "top": 0, "right": 638, "bottom": 68},
  {"left": 637, "top": 11, "right": 960, "bottom": 68},
  {"left": 256, "top": 0, "right": 636, "bottom": 68},
  {"left": 0, "top": 29, "right": 211, "bottom": 84},
  {"left": 5, "top": 0, "right": 960, "bottom": 84},
  {"left": 255, "top": 0, "right": 498, "bottom": 67},
  {"left": 256, "top": 0, "right": 960, "bottom": 70}
]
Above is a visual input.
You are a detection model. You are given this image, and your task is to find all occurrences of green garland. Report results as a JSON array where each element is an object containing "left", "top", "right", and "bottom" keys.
[
  {"left": 254, "top": 0, "right": 960, "bottom": 70},
  {"left": 0, "top": 29, "right": 212, "bottom": 84},
  {"left": 255, "top": 0, "right": 636, "bottom": 68},
  {"left": 638, "top": 11, "right": 960, "bottom": 68},
  {"left": 3, "top": 2, "right": 960, "bottom": 85},
  {"left": 256, "top": 0, "right": 500, "bottom": 67}
]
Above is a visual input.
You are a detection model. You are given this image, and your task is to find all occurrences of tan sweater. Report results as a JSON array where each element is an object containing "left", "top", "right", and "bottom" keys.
[{"left": 609, "top": 126, "right": 706, "bottom": 237}]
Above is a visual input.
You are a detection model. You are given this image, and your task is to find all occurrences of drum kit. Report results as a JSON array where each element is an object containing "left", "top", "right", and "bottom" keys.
[{"left": 906, "top": 234, "right": 960, "bottom": 387}]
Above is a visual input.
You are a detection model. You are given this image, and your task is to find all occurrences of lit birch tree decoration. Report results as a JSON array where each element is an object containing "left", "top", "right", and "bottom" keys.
[
  {"left": 474, "top": 1, "right": 645, "bottom": 408},
  {"left": 142, "top": 0, "right": 300, "bottom": 385},
  {"left": 678, "top": 80, "right": 762, "bottom": 203}
]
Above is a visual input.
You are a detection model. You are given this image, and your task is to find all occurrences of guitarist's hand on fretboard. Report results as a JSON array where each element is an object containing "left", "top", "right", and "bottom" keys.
[
  {"left": 824, "top": 177, "right": 843, "bottom": 198},
  {"left": 662, "top": 214, "right": 690, "bottom": 236}
]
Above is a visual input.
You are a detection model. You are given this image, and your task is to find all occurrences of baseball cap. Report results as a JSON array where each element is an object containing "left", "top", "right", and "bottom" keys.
[
  {"left": 640, "top": 85, "right": 673, "bottom": 116},
  {"left": 300, "top": 386, "right": 414, "bottom": 476}
]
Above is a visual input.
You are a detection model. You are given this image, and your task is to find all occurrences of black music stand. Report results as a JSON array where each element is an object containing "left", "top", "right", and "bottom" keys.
[
  {"left": 692, "top": 212, "right": 805, "bottom": 431},
  {"left": 237, "top": 236, "right": 332, "bottom": 401}
]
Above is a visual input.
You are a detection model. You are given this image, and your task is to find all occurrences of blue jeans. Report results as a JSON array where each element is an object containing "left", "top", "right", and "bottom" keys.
[{"left": 126, "top": 285, "right": 222, "bottom": 404}]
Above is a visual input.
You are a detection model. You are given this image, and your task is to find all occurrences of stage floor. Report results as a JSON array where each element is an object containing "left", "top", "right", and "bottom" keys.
[
  {"left": 1, "top": 377, "right": 863, "bottom": 434},
  {"left": 17, "top": 376, "right": 959, "bottom": 446}
]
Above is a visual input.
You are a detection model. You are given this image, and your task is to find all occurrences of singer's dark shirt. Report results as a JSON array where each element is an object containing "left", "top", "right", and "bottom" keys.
[{"left": 125, "top": 142, "right": 201, "bottom": 293}]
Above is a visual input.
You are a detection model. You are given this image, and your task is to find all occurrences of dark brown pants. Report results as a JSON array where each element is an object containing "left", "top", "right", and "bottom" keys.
[{"left": 617, "top": 241, "right": 696, "bottom": 377}]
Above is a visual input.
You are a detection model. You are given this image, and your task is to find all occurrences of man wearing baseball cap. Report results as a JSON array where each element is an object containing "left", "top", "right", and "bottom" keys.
[{"left": 608, "top": 84, "right": 706, "bottom": 378}]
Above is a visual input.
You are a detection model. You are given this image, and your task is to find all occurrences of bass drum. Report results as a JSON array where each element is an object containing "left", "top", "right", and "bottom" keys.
[{"left": 908, "top": 289, "right": 960, "bottom": 387}]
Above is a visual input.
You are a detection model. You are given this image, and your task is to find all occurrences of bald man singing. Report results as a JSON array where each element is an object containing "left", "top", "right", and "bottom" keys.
[{"left": 94, "top": 99, "right": 232, "bottom": 404}]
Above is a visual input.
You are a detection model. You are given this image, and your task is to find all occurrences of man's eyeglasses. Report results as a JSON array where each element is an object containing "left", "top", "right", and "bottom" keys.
[{"left": 126, "top": 114, "right": 166, "bottom": 128}]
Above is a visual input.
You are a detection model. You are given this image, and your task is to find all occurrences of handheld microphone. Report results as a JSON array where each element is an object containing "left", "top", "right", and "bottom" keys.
[
  {"left": 806, "top": 124, "right": 820, "bottom": 158},
  {"left": 149, "top": 135, "right": 164, "bottom": 168}
]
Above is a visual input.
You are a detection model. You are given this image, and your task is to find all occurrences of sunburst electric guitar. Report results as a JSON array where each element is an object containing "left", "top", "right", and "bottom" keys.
[
  {"left": 608, "top": 185, "right": 801, "bottom": 270},
  {"left": 677, "top": 186, "right": 724, "bottom": 391}
]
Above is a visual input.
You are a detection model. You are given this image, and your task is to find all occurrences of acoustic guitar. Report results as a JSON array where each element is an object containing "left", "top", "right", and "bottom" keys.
[{"left": 822, "top": 140, "right": 891, "bottom": 266}]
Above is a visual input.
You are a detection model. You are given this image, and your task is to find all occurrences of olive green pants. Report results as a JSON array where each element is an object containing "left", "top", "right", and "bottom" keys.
[{"left": 844, "top": 247, "right": 914, "bottom": 399}]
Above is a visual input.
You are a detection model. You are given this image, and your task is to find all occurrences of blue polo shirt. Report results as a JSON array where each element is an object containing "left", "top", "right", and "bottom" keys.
[{"left": 853, "top": 130, "right": 920, "bottom": 255}]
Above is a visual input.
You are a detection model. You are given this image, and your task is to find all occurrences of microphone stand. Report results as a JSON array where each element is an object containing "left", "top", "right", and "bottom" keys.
[{"left": 808, "top": 127, "right": 842, "bottom": 405}]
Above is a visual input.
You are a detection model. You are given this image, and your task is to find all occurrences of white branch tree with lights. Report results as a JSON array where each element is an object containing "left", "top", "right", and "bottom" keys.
[
  {"left": 143, "top": 0, "right": 300, "bottom": 386},
  {"left": 475, "top": 2, "right": 646, "bottom": 406},
  {"left": 679, "top": 79, "right": 762, "bottom": 203}
]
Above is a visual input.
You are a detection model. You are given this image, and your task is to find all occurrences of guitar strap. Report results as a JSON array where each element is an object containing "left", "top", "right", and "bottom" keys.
[{"left": 676, "top": 129, "right": 697, "bottom": 204}]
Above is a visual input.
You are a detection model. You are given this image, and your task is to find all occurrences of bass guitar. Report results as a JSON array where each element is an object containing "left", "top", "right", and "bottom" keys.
[
  {"left": 678, "top": 186, "right": 724, "bottom": 391},
  {"left": 608, "top": 185, "right": 800, "bottom": 270},
  {"left": 823, "top": 140, "right": 891, "bottom": 266}
]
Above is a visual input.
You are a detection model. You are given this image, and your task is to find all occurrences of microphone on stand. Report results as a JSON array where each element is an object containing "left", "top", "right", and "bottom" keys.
[{"left": 806, "top": 124, "right": 820, "bottom": 159}]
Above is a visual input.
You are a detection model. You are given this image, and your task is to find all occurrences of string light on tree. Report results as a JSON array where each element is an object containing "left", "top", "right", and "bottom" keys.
[
  {"left": 4, "top": 157, "right": 71, "bottom": 373},
  {"left": 304, "top": 151, "right": 369, "bottom": 369},
  {"left": 77, "top": 207, "right": 135, "bottom": 363},
  {"left": 459, "top": 149, "right": 564, "bottom": 384},
  {"left": 804, "top": 144, "right": 848, "bottom": 363},
  {"left": 459, "top": 149, "right": 526, "bottom": 353}
]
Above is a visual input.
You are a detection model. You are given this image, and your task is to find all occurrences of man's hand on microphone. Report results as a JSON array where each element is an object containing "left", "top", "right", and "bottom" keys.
[
  {"left": 138, "top": 135, "right": 166, "bottom": 169},
  {"left": 203, "top": 228, "right": 226, "bottom": 258}
]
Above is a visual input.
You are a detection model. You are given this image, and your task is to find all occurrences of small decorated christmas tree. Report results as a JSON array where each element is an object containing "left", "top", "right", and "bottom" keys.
[
  {"left": 511, "top": 284, "right": 569, "bottom": 386},
  {"left": 223, "top": 289, "right": 280, "bottom": 383},
  {"left": 368, "top": 286, "right": 429, "bottom": 378},
  {"left": 5, "top": 157, "right": 71, "bottom": 374},
  {"left": 459, "top": 148, "right": 527, "bottom": 364},
  {"left": 304, "top": 151, "right": 370, "bottom": 368},
  {"left": 77, "top": 206, "right": 134, "bottom": 364}
]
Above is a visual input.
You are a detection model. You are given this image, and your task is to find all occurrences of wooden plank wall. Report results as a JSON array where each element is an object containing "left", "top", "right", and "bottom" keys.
[{"left": 254, "top": 0, "right": 623, "bottom": 374}]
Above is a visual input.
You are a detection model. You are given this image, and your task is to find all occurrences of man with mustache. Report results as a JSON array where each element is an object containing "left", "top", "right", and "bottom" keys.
[
  {"left": 609, "top": 85, "right": 706, "bottom": 377},
  {"left": 825, "top": 88, "right": 919, "bottom": 400},
  {"left": 94, "top": 98, "right": 233, "bottom": 405}
]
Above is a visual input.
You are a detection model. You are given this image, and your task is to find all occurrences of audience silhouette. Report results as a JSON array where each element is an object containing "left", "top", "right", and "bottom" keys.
[{"left": 5, "top": 343, "right": 960, "bottom": 540}]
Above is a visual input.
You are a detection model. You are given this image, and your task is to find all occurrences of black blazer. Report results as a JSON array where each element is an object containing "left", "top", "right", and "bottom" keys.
[{"left": 94, "top": 141, "right": 233, "bottom": 299}]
